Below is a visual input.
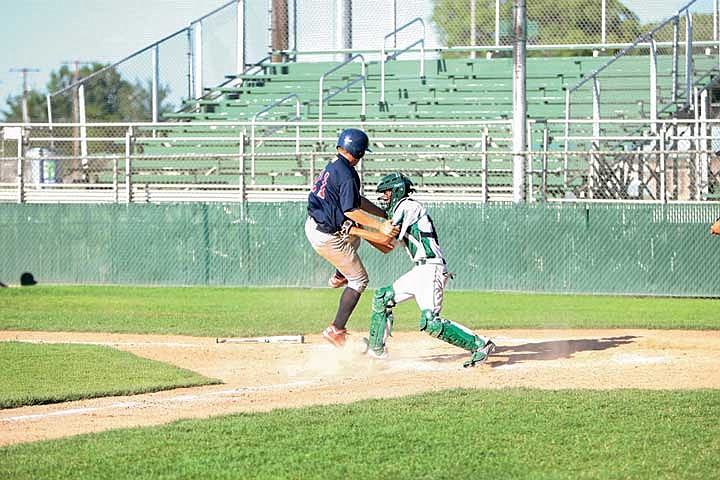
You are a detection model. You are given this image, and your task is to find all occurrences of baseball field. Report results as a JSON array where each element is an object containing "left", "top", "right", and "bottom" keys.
[{"left": 1, "top": 286, "right": 719, "bottom": 479}]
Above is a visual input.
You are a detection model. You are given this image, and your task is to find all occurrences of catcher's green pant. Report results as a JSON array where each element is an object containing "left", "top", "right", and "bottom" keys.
[{"left": 368, "top": 262, "right": 489, "bottom": 356}]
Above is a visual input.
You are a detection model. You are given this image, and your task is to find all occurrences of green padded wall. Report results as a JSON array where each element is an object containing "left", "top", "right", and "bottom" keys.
[{"left": 1, "top": 202, "right": 719, "bottom": 296}]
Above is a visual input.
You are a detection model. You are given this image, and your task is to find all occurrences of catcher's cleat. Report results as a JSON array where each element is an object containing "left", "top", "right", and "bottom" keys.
[
  {"left": 362, "top": 337, "right": 389, "bottom": 359},
  {"left": 328, "top": 272, "right": 348, "bottom": 288},
  {"left": 322, "top": 324, "right": 348, "bottom": 347},
  {"left": 463, "top": 340, "right": 496, "bottom": 368},
  {"left": 367, "top": 346, "right": 389, "bottom": 360}
]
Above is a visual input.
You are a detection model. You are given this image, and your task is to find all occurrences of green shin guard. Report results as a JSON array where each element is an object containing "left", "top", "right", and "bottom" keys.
[
  {"left": 419, "top": 309, "right": 485, "bottom": 353},
  {"left": 368, "top": 286, "right": 395, "bottom": 355}
]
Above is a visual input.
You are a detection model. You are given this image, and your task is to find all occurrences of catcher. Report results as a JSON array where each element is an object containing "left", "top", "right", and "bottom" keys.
[
  {"left": 357, "top": 173, "right": 495, "bottom": 368},
  {"left": 711, "top": 218, "right": 720, "bottom": 235}
]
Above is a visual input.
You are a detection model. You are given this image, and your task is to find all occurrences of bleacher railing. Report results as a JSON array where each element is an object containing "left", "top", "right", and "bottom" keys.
[
  {"left": 2, "top": 118, "right": 719, "bottom": 205},
  {"left": 45, "top": 0, "right": 245, "bottom": 125},
  {"left": 318, "top": 55, "right": 367, "bottom": 143},
  {"left": 251, "top": 93, "right": 301, "bottom": 184},
  {"left": 565, "top": 1, "right": 701, "bottom": 131},
  {"left": 380, "top": 17, "right": 426, "bottom": 105},
  {"left": 563, "top": 0, "right": 720, "bottom": 200},
  {"left": 37, "top": 0, "right": 720, "bottom": 127}
]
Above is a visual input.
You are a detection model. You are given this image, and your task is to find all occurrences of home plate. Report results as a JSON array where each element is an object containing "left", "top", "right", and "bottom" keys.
[{"left": 612, "top": 353, "right": 669, "bottom": 365}]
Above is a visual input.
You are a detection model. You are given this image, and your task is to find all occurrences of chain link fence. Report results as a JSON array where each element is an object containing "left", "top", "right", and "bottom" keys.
[
  {"left": 41, "top": 0, "right": 719, "bottom": 123},
  {"left": 1, "top": 201, "right": 718, "bottom": 296},
  {"left": 3, "top": 1, "right": 719, "bottom": 295},
  {"left": 2, "top": 118, "right": 719, "bottom": 203}
]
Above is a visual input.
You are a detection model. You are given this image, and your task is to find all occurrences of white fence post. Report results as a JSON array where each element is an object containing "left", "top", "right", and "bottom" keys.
[
  {"left": 79, "top": 84, "right": 88, "bottom": 165},
  {"left": 192, "top": 21, "right": 204, "bottom": 99},
  {"left": 649, "top": 37, "right": 658, "bottom": 135},
  {"left": 16, "top": 128, "right": 24, "bottom": 204},
  {"left": 239, "top": 128, "right": 246, "bottom": 207},
  {"left": 125, "top": 126, "right": 133, "bottom": 204},
  {"left": 152, "top": 45, "right": 159, "bottom": 123},
  {"left": 236, "top": 0, "right": 245, "bottom": 73}
]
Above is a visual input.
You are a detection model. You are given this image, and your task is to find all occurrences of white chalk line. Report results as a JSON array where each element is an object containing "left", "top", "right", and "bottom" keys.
[
  {"left": 493, "top": 335, "right": 570, "bottom": 344},
  {"left": 5, "top": 335, "right": 600, "bottom": 350},
  {"left": 0, "top": 351, "right": 675, "bottom": 423},
  {"left": 2, "top": 336, "right": 669, "bottom": 424},
  {"left": 1, "top": 380, "right": 322, "bottom": 423},
  {"left": 495, "top": 353, "right": 671, "bottom": 371},
  {"left": 4, "top": 339, "right": 204, "bottom": 348}
]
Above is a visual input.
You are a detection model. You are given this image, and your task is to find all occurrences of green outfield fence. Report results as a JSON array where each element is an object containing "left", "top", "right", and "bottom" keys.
[{"left": 1, "top": 202, "right": 719, "bottom": 296}]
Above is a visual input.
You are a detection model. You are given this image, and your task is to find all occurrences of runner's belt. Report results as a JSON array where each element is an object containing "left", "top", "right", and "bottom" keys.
[{"left": 414, "top": 258, "right": 446, "bottom": 266}]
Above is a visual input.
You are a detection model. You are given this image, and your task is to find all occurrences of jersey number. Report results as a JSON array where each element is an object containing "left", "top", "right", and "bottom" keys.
[{"left": 311, "top": 171, "right": 330, "bottom": 199}]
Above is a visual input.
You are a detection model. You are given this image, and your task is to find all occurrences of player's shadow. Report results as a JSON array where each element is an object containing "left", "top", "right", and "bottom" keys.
[{"left": 422, "top": 335, "right": 638, "bottom": 366}]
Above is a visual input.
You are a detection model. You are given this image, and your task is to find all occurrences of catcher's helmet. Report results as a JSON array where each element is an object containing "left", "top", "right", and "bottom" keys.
[
  {"left": 376, "top": 172, "right": 414, "bottom": 215},
  {"left": 336, "top": 128, "right": 371, "bottom": 159}
]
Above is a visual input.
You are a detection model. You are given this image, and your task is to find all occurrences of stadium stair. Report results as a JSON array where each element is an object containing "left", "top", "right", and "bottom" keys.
[{"left": 125, "top": 53, "right": 718, "bottom": 197}]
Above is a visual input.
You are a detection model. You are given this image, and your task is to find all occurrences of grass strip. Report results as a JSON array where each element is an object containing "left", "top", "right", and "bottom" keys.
[
  {"left": 1, "top": 388, "right": 719, "bottom": 479},
  {"left": 1, "top": 286, "right": 717, "bottom": 336},
  {"left": 0, "top": 342, "right": 220, "bottom": 409}
]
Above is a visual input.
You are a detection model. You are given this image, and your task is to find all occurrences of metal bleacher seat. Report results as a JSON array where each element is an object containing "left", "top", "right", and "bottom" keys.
[{"left": 140, "top": 53, "right": 702, "bottom": 191}]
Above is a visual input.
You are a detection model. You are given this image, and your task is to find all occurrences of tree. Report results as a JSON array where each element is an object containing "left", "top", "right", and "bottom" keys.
[
  {"left": 432, "top": 0, "right": 642, "bottom": 50},
  {"left": 648, "top": 13, "right": 715, "bottom": 43},
  {"left": 2, "top": 63, "right": 173, "bottom": 122},
  {"left": 1, "top": 89, "right": 49, "bottom": 123},
  {"left": 1, "top": 63, "right": 174, "bottom": 184}
]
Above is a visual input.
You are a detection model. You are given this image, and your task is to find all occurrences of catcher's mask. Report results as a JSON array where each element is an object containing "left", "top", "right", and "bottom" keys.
[{"left": 376, "top": 172, "right": 414, "bottom": 216}]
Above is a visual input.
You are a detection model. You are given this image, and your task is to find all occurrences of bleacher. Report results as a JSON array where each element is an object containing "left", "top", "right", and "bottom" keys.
[{"left": 132, "top": 52, "right": 719, "bottom": 199}]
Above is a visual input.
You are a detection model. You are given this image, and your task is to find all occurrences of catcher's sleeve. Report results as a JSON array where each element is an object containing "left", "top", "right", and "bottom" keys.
[{"left": 711, "top": 218, "right": 720, "bottom": 235}]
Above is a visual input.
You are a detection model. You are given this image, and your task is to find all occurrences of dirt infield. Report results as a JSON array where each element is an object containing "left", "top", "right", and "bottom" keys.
[{"left": 1, "top": 329, "right": 719, "bottom": 446}]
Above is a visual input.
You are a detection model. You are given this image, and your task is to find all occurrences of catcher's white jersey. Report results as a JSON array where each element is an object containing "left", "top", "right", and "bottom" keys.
[
  {"left": 390, "top": 197, "right": 448, "bottom": 313},
  {"left": 391, "top": 197, "right": 445, "bottom": 264}
]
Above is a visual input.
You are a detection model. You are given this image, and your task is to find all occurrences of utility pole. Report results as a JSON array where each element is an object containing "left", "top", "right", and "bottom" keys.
[
  {"left": 271, "top": 0, "right": 289, "bottom": 63},
  {"left": 9, "top": 68, "right": 40, "bottom": 123}
]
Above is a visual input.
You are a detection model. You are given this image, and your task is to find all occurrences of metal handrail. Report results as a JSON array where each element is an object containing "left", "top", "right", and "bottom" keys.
[
  {"left": 45, "top": 0, "right": 242, "bottom": 131},
  {"left": 47, "top": 28, "right": 189, "bottom": 100},
  {"left": 47, "top": 0, "right": 239, "bottom": 99},
  {"left": 242, "top": 55, "right": 272, "bottom": 77},
  {"left": 563, "top": 0, "right": 700, "bottom": 190},
  {"left": 177, "top": 55, "right": 273, "bottom": 114},
  {"left": 317, "top": 54, "right": 367, "bottom": 142},
  {"left": 4, "top": 118, "right": 720, "bottom": 203},
  {"left": 566, "top": 0, "right": 698, "bottom": 95},
  {"left": 251, "top": 93, "right": 301, "bottom": 183},
  {"left": 380, "top": 17, "right": 426, "bottom": 104}
]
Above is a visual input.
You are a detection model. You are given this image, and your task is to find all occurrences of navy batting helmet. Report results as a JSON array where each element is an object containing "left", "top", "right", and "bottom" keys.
[{"left": 336, "top": 128, "right": 371, "bottom": 159}]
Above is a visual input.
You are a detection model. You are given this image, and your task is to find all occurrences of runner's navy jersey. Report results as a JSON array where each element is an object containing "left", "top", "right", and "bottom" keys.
[{"left": 307, "top": 154, "right": 361, "bottom": 233}]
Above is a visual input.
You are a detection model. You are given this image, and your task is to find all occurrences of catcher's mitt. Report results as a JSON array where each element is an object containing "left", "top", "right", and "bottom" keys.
[{"left": 711, "top": 218, "right": 720, "bottom": 236}]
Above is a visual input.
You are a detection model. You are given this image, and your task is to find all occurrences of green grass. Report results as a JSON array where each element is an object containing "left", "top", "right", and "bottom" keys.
[
  {"left": 0, "top": 342, "right": 220, "bottom": 408},
  {"left": 0, "top": 286, "right": 717, "bottom": 336},
  {"left": 1, "top": 388, "right": 719, "bottom": 480},
  {"left": 0, "top": 287, "right": 718, "bottom": 478}
]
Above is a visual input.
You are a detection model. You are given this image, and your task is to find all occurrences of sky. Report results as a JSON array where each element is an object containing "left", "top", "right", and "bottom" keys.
[
  {"left": 0, "top": 0, "right": 713, "bottom": 110},
  {"left": 0, "top": 0, "right": 222, "bottom": 106}
]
